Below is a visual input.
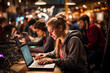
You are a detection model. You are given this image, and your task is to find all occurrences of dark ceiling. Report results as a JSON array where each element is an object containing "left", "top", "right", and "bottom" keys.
[
  {"left": 0, "top": 0, "right": 107, "bottom": 8},
  {"left": 0, "top": 0, "right": 108, "bottom": 15}
]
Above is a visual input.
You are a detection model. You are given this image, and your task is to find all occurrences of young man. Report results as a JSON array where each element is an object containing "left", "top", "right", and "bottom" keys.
[
  {"left": 0, "top": 17, "right": 7, "bottom": 41},
  {"left": 28, "top": 19, "right": 55, "bottom": 53},
  {"left": 78, "top": 15, "right": 106, "bottom": 70}
]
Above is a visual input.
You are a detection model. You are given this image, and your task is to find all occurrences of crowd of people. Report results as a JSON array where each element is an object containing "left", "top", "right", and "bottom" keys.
[{"left": 0, "top": 12, "right": 108, "bottom": 73}]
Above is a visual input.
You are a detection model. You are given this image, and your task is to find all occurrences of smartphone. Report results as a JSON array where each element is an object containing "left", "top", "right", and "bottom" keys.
[{"left": 0, "top": 54, "right": 4, "bottom": 58}]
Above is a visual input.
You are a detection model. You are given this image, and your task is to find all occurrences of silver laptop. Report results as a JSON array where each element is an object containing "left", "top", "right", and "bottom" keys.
[{"left": 20, "top": 44, "right": 55, "bottom": 70}]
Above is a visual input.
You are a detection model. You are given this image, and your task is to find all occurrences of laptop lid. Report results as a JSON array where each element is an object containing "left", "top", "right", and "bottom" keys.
[
  {"left": 14, "top": 36, "right": 21, "bottom": 48},
  {"left": 20, "top": 44, "right": 55, "bottom": 70},
  {"left": 20, "top": 44, "right": 33, "bottom": 66}
]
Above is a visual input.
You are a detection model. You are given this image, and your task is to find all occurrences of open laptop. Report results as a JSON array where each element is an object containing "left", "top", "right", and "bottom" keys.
[
  {"left": 20, "top": 44, "right": 55, "bottom": 70},
  {"left": 14, "top": 36, "right": 22, "bottom": 48}
]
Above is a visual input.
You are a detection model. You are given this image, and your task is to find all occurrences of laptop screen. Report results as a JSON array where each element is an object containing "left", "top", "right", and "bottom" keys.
[{"left": 20, "top": 44, "right": 33, "bottom": 66}]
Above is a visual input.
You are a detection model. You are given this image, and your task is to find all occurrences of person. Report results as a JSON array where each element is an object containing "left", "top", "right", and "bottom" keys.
[
  {"left": 0, "top": 17, "right": 7, "bottom": 41},
  {"left": 69, "top": 19, "right": 80, "bottom": 30},
  {"left": 10, "top": 17, "right": 16, "bottom": 26},
  {"left": 3, "top": 24, "right": 16, "bottom": 40},
  {"left": 36, "top": 17, "right": 88, "bottom": 73},
  {"left": 18, "top": 18, "right": 28, "bottom": 34},
  {"left": 28, "top": 18, "right": 38, "bottom": 37},
  {"left": 27, "top": 19, "right": 55, "bottom": 53},
  {"left": 78, "top": 15, "right": 106, "bottom": 71}
]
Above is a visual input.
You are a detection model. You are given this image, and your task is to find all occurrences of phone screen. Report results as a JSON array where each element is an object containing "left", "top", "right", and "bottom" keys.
[
  {"left": 30, "top": 46, "right": 36, "bottom": 48},
  {"left": 0, "top": 54, "right": 4, "bottom": 58}
]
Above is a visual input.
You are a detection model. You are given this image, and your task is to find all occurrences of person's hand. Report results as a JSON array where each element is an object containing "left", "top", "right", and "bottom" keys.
[
  {"left": 15, "top": 34, "right": 21, "bottom": 38},
  {"left": 19, "top": 38, "right": 26, "bottom": 45},
  {"left": 35, "top": 53, "right": 46, "bottom": 60},
  {"left": 38, "top": 58, "right": 53, "bottom": 65}
]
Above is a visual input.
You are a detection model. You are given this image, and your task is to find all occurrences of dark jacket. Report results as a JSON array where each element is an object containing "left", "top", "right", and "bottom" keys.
[
  {"left": 28, "top": 31, "right": 55, "bottom": 53},
  {"left": 0, "top": 26, "right": 4, "bottom": 40},
  {"left": 87, "top": 24, "right": 106, "bottom": 53},
  {"left": 47, "top": 30, "right": 88, "bottom": 73},
  {"left": 19, "top": 24, "right": 28, "bottom": 33}
]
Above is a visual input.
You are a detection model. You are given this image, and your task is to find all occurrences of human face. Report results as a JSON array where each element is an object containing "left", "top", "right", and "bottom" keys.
[
  {"left": 47, "top": 25, "right": 60, "bottom": 40},
  {"left": 79, "top": 20, "right": 86, "bottom": 30},
  {"left": 36, "top": 29, "right": 44, "bottom": 36}
]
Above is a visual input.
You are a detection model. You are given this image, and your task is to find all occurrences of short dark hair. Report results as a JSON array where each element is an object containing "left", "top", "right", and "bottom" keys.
[
  {"left": 11, "top": 17, "right": 15, "bottom": 22},
  {"left": 28, "top": 19, "right": 36, "bottom": 26},
  {"left": 79, "top": 15, "right": 90, "bottom": 24},
  {"left": 0, "top": 17, "right": 7, "bottom": 24},
  {"left": 34, "top": 19, "right": 47, "bottom": 31}
]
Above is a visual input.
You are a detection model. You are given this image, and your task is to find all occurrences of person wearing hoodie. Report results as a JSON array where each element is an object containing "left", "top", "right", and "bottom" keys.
[{"left": 35, "top": 16, "right": 88, "bottom": 73}]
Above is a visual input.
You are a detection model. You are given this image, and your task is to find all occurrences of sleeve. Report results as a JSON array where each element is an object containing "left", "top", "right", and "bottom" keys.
[
  {"left": 87, "top": 27, "right": 98, "bottom": 49},
  {"left": 29, "top": 36, "right": 54, "bottom": 53},
  {"left": 27, "top": 37, "right": 44, "bottom": 46},
  {"left": 53, "top": 38, "right": 80, "bottom": 69},
  {"left": 46, "top": 50, "right": 56, "bottom": 58}
]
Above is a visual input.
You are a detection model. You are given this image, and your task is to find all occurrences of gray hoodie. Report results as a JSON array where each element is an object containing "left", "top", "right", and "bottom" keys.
[{"left": 47, "top": 30, "right": 88, "bottom": 73}]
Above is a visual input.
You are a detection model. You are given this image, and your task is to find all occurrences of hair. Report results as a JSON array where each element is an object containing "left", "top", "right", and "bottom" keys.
[
  {"left": 11, "top": 17, "right": 15, "bottom": 22},
  {"left": 79, "top": 15, "right": 90, "bottom": 24},
  {"left": 4, "top": 25, "right": 16, "bottom": 32},
  {"left": 55, "top": 12, "right": 67, "bottom": 20},
  {"left": 28, "top": 19, "right": 36, "bottom": 26},
  {"left": 47, "top": 17, "right": 67, "bottom": 31},
  {"left": 3, "top": 25, "right": 16, "bottom": 40},
  {"left": 34, "top": 19, "right": 47, "bottom": 31},
  {"left": 0, "top": 17, "right": 7, "bottom": 24}
]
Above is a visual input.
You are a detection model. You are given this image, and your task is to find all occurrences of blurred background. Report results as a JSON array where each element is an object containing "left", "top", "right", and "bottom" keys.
[{"left": 0, "top": 0, "right": 108, "bottom": 26}]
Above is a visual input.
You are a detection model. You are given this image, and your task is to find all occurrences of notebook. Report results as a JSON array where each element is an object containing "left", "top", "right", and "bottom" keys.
[{"left": 20, "top": 44, "right": 55, "bottom": 70}]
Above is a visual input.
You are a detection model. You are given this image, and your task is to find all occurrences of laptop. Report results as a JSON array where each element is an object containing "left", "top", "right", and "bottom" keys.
[
  {"left": 14, "top": 36, "right": 22, "bottom": 48},
  {"left": 20, "top": 44, "right": 55, "bottom": 70}
]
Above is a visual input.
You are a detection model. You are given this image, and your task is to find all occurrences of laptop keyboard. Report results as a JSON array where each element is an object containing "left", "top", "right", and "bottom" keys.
[{"left": 29, "top": 60, "right": 45, "bottom": 68}]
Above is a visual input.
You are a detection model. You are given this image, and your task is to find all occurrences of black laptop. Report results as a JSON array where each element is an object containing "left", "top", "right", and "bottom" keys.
[
  {"left": 14, "top": 36, "right": 22, "bottom": 48},
  {"left": 20, "top": 44, "right": 55, "bottom": 70}
]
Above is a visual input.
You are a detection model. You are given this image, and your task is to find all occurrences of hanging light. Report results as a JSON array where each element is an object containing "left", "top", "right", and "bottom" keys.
[
  {"left": 35, "top": 0, "right": 46, "bottom": 5},
  {"left": 7, "top": 2, "right": 10, "bottom": 6},
  {"left": 19, "top": 0, "right": 21, "bottom": 3},
  {"left": 66, "top": 0, "right": 76, "bottom": 5}
]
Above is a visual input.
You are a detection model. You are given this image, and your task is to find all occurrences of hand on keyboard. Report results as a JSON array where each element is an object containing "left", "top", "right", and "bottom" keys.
[
  {"left": 35, "top": 53, "right": 46, "bottom": 60},
  {"left": 38, "top": 58, "right": 53, "bottom": 65}
]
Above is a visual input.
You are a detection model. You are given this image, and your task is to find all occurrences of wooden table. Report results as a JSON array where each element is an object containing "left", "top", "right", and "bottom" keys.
[{"left": 11, "top": 61, "right": 62, "bottom": 73}]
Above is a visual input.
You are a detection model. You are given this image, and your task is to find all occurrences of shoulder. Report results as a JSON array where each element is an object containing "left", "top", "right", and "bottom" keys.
[
  {"left": 89, "top": 24, "right": 98, "bottom": 29},
  {"left": 88, "top": 24, "right": 101, "bottom": 32},
  {"left": 46, "top": 36, "right": 54, "bottom": 41},
  {"left": 68, "top": 36, "right": 81, "bottom": 45}
]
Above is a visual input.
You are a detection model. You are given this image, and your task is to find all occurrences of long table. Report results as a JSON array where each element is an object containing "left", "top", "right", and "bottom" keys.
[{"left": 11, "top": 61, "right": 62, "bottom": 73}]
